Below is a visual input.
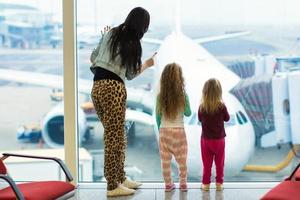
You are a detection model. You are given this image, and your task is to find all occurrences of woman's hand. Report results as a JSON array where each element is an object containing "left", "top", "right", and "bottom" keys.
[
  {"left": 101, "top": 25, "right": 111, "bottom": 36},
  {"left": 140, "top": 52, "right": 157, "bottom": 73},
  {"left": 144, "top": 52, "right": 157, "bottom": 68}
]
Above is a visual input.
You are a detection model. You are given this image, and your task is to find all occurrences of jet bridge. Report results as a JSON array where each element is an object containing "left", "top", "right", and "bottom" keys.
[{"left": 230, "top": 75, "right": 274, "bottom": 146}]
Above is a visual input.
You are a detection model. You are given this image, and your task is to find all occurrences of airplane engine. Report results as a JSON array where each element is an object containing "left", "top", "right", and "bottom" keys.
[{"left": 41, "top": 103, "right": 88, "bottom": 148}]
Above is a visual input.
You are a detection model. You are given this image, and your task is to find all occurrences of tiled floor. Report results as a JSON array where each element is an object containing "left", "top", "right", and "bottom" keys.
[{"left": 71, "top": 188, "right": 270, "bottom": 200}]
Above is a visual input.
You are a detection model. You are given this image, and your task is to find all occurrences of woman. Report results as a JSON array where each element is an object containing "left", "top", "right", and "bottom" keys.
[{"left": 90, "top": 7, "right": 156, "bottom": 197}]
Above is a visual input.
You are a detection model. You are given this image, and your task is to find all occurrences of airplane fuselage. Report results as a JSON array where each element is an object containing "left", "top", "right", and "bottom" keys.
[{"left": 153, "top": 31, "right": 255, "bottom": 177}]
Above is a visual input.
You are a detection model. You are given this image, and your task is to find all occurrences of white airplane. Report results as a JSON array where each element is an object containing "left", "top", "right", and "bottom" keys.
[
  {"left": 0, "top": 28, "right": 254, "bottom": 178},
  {"left": 148, "top": 30, "right": 255, "bottom": 177},
  {"left": 147, "top": 0, "right": 254, "bottom": 177},
  {"left": 0, "top": 1, "right": 255, "bottom": 177}
]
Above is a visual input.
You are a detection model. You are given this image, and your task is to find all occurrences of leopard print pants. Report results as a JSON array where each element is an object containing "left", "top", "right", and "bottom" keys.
[{"left": 91, "top": 79, "right": 127, "bottom": 190}]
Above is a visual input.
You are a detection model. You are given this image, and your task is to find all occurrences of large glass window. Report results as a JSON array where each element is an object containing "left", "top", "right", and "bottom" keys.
[
  {"left": 77, "top": 0, "right": 300, "bottom": 183},
  {"left": 0, "top": 0, "right": 68, "bottom": 182}
]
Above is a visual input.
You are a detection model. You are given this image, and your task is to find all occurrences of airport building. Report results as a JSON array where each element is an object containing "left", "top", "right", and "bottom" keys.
[
  {"left": 0, "top": 3, "right": 59, "bottom": 48},
  {"left": 1, "top": 0, "right": 300, "bottom": 199}
]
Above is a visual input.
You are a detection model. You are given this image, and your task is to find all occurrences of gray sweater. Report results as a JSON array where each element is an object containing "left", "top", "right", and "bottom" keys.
[{"left": 90, "top": 31, "right": 136, "bottom": 81}]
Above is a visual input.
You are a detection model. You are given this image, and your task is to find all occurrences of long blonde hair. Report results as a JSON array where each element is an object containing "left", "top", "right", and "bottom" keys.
[
  {"left": 200, "top": 78, "right": 223, "bottom": 114},
  {"left": 158, "top": 63, "right": 186, "bottom": 120}
]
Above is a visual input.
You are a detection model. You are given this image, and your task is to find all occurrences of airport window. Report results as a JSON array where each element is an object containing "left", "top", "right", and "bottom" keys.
[
  {"left": 75, "top": 0, "right": 300, "bottom": 183},
  {"left": 236, "top": 113, "right": 243, "bottom": 125},
  {"left": 238, "top": 111, "right": 248, "bottom": 123},
  {"left": 283, "top": 99, "right": 290, "bottom": 115},
  {"left": 0, "top": 1, "right": 66, "bottom": 181},
  {"left": 188, "top": 112, "right": 197, "bottom": 125},
  {"left": 225, "top": 114, "right": 236, "bottom": 127}
]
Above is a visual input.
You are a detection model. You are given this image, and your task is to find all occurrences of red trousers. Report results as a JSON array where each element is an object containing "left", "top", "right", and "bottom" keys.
[{"left": 201, "top": 137, "right": 225, "bottom": 184}]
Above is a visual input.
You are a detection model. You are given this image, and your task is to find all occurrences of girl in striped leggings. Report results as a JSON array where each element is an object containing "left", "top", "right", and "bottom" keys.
[{"left": 156, "top": 63, "right": 191, "bottom": 192}]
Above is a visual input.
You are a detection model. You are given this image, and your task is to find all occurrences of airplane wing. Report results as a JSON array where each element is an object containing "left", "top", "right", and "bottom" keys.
[
  {"left": 0, "top": 68, "right": 154, "bottom": 113},
  {"left": 142, "top": 31, "right": 250, "bottom": 45},
  {"left": 194, "top": 31, "right": 250, "bottom": 44},
  {"left": 0, "top": 68, "right": 92, "bottom": 94},
  {"left": 142, "top": 37, "right": 163, "bottom": 45},
  {"left": 125, "top": 109, "right": 154, "bottom": 126}
]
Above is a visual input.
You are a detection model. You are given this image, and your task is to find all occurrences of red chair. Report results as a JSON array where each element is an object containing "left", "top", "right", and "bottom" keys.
[
  {"left": 261, "top": 162, "right": 300, "bottom": 200},
  {"left": 0, "top": 153, "right": 75, "bottom": 200}
]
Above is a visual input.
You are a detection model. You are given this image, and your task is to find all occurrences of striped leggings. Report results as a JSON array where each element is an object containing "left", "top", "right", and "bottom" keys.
[{"left": 159, "top": 128, "right": 188, "bottom": 185}]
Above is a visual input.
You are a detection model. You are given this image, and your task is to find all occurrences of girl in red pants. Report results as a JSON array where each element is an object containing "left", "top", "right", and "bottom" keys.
[
  {"left": 198, "top": 78, "right": 230, "bottom": 191},
  {"left": 156, "top": 63, "right": 191, "bottom": 192}
]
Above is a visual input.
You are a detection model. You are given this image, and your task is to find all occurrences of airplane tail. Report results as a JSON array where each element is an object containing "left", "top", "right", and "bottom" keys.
[
  {"left": 142, "top": 0, "right": 182, "bottom": 44},
  {"left": 175, "top": 0, "right": 181, "bottom": 34}
]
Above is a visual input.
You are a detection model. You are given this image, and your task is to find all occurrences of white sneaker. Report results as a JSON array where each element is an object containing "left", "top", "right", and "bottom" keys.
[
  {"left": 107, "top": 185, "right": 135, "bottom": 197},
  {"left": 216, "top": 183, "right": 223, "bottom": 191},
  {"left": 201, "top": 184, "right": 210, "bottom": 191},
  {"left": 122, "top": 179, "right": 142, "bottom": 189}
]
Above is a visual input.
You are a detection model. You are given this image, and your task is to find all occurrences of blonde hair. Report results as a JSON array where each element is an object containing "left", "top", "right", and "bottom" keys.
[
  {"left": 200, "top": 78, "right": 223, "bottom": 114},
  {"left": 158, "top": 63, "right": 186, "bottom": 120}
]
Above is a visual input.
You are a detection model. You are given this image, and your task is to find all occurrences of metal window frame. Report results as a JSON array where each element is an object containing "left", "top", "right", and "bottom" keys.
[{"left": 63, "top": 0, "right": 78, "bottom": 185}]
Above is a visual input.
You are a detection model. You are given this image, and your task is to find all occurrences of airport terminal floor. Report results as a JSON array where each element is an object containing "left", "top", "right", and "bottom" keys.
[{"left": 71, "top": 187, "right": 270, "bottom": 200}]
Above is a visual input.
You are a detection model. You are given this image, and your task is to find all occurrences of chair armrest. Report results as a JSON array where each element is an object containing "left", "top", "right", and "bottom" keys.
[
  {"left": 287, "top": 162, "right": 300, "bottom": 181},
  {"left": 0, "top": 174, "right": 25, "bottom": 200},
  {"left": 2, "top": 153, "right": 73, "bottom": 182}
]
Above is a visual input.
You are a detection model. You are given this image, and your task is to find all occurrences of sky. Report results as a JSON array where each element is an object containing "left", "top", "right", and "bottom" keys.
[{"left": 1, "top": 0, "right": 300, "bottom": 26}]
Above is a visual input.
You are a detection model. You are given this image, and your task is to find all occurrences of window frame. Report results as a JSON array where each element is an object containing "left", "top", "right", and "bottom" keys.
[
  {"left": 63, "top": 0, "right": 78, "bottom": 185},
  {"left": 62, "top": 0, "right": 284, "bottom": 187}
]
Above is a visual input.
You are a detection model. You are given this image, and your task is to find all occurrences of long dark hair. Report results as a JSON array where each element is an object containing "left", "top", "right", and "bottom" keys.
[{"left": 109, "top": 7, "right": 150, "bottom": 76}]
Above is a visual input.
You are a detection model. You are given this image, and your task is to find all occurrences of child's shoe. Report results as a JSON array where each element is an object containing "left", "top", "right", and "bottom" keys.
[
  {"left": 107, "top": 184, "right": 135, "bottom": 197},
  {"left": 201, "top": 184, "right": 210, "bottom": 191},
  {"left": 179, "top": 183, "right": 188, "bottom": 192},
  {"left": 165, "top": 183, "right": 176, "bottom": 192},
  {"left": 122, "top": 178, "right": 142, "bottom": 189},
  {"left": 216, "top": 183, "right": 223, "bottom": 191}
]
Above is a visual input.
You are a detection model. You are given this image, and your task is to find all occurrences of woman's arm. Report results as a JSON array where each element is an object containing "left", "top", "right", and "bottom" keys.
[
  {"left": 126, "top": 52, "right": 157, "bottom": 80},
  {"left": 90, "top": 26, "right": 111, "bottom": 65},
  {"left": 140, "top": 52, "right": 157, "bottom": 74}
]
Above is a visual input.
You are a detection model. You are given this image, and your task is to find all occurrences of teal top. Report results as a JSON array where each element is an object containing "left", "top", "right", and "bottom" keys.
[{"left": 156, "top": 94, "right": 191, "bottom": 129}]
